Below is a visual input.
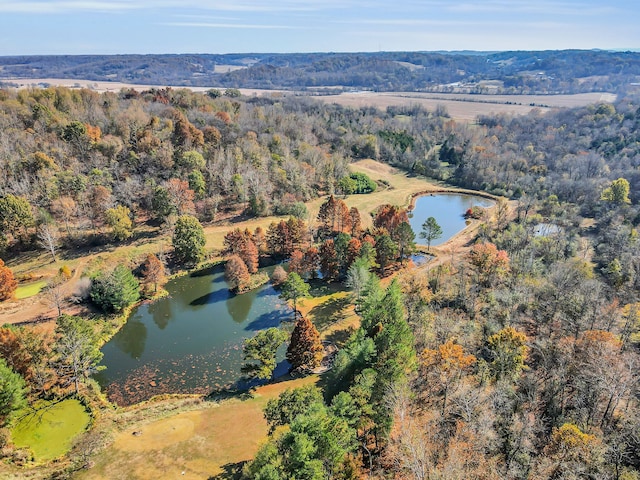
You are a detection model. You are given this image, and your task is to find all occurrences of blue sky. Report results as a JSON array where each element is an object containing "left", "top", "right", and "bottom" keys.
[{"left": 0, "top": 0, "right": 638, "bottom": 55}]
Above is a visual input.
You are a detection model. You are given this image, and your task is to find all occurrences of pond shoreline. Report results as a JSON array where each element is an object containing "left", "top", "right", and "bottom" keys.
[{"left": 407, "top": 187, "right": 499, "bottom": 211}]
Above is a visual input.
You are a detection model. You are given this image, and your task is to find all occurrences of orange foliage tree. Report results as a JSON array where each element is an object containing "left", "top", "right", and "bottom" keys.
[
  {"left": 286, "top": 315, "right": 323, "bottom": 373},
  {"left": 422, "top": 340, "right": 476, "bottom": 413},
  {"left": 141, "top": 253, "right": 166, "bottom": 293},
  {"left": 0, "top": 258, "right": 17, "bottom": 301},
  {"left": 467, "top": 242, "right": 510, "bottom": 287},
  {"left": 317, "top": 195, "right": 351, "bottom": 238},
  {"left": 373, "top": 204, "right": 409, "bottom": 238},
  {"left": 225, "top": 255, "right": 251, "bottom": 292}
]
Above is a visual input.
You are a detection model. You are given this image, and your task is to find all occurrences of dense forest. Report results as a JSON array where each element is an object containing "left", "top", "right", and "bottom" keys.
[
  {"left": 2, "top": 50, "right": 640, "bottom": 94},
  {"left": 0, "top": 84, "right": 639, "bottom": 479}
]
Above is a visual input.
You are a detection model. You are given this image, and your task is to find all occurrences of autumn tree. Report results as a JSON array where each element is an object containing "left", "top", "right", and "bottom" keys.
[
  {"left": 319, "top": 239, "right": 339, "bottom": 281},
  {"left": 87, "top": 185, "right": 113, "bottom": 228},
  {"left": 0, "top": 258, "right": 17, "bottom": 302},
  {"left": 271, "top": 265, "right": 288, "bottom": 286},
  {"left": 253, "top": 226, "right": 266, "bottom": 254},
  {"left": 141, "top": 253, "right": 165, "bottom": 293},
  {"left": 287, "top": 315, "right": 323, "bottom": 373},
  {"left": 601, "top": 177, "right": 631, "bottom": 204},
  {"left": 173, "top": 215, "right": 206, "bottom": 265},
  {"left": 485, "top": 327, "right": 528, "bottom": 382},
  {"left": 349, "top": 207, "right": 363, "bottom": 238},
  {"left": 51, "top": 196, "right": 77, "bottom": 237},
  {"left": 242, "top": 327, "right": 288, "bottom": 380},
  {"left": 317, "top": 195, "right": 351, "bottom": 238},
  {"left": 532, "top": 423, "right": 605, "bottom": 479},
  {"left": 104, "top": 205, "right": 133, "bottom": 241},
  {"left": 0, "top": 327, "right": 32, "bottom": 381},
  {"left": 421, "top": 340, "right": 476, "bottom": 414},
  {"left": 224, "top": 228, "right": 259, "bottom": 274},
  {"left": 225, "top": 255, "right": 250, "bottom": 293},
  {"left": 468, "top": 242, "right": 510, "bottom": 287},
  {"left": 266, "top": 220, "right": 286, "bottom": 258},
  {"left": 374, "top": 204, "right": 409, "bottom": 238},
  {"left": 288, "top": 249, "right": 307, "bottom": 277},
  {"left": 165, "top": 178, "right": 196, "bottom": 215}
]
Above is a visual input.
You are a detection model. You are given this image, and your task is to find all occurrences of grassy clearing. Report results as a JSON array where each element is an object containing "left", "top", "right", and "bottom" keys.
[
  {"left": 11, "top": 399, "right": 91, "bottom": 462},
  {"left": 76, "top": 376, "right": 318, "bottom": 480},
  {"left": 307, "top": 159, "right": 440, "bottom": 229},
  {"left": 14, "top": 280, "right": 48, "bottom": 299}
]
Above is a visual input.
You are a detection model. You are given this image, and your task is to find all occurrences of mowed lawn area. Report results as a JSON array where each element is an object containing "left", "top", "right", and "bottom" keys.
[
  {"left": 76, "top": 376, "right": 318, "bottom": 480},
  {"left": 77, "top": 277, "right": 359, "bottom": 480}
]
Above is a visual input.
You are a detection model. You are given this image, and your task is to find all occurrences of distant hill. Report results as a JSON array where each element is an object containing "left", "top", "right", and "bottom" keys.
[{"left": 1, "top": 50, "right": 639, "bottom": 94}]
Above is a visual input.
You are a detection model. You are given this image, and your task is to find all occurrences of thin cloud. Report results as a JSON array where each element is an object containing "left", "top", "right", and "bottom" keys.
[
  {"left": 448, "top": 1, "right": 617, "bottom": 16},
  {"left": 163, "top": 22, "right": 303, "bottom": 30},
  {"left": 0, "top": 0, "right": 368, "bottom": 14}
]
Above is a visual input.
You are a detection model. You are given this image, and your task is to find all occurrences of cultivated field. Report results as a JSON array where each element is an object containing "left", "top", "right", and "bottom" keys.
[
  {"left": 315, "top": 91, "right": 617, "bottom": 122},
  {"left": 3, "top": 78, "right": 616, "bottom": 123}
]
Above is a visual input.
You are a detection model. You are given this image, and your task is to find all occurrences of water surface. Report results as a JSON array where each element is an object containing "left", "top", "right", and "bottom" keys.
[
  {"left": 409, "top": 193, "right": 494, "bottom": 246},
  {"left": 95, "top": 265, "right": 291, "bottom": 405}
]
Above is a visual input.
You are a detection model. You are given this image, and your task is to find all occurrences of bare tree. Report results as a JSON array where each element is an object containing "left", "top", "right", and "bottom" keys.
[
  {"left": 37, "top": 224, "right": 59, "bottom": 263},
  {"left": 45, "top": 278, "right": 66, "bottom": 317}
]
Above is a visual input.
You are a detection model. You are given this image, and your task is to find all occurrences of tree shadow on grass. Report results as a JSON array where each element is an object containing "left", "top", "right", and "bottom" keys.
[
  {"left": 324, "top": 326, "right": 356, "bottom": 347},
  {"left": 208, "top": 461, "right": 246, "bottom": 480},
  {"left": 309, "top": 295, "right": 351, "bottom": 332}
]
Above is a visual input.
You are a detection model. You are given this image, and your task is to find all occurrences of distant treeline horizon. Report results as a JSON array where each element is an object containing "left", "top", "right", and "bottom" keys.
[{"left": 1, "top": 49, "right": 640, "bottom": 95}]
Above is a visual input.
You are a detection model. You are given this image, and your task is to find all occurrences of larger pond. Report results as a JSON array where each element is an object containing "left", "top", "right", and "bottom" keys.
[
  {"left": 95, "top": 265, "right": 292, "bottom": 406},
  {"left": 409, "top": 193, "right": 494, "bottom": 246},
  {"left": 97, "top": 193, "right": 493, "bottom": 406}
]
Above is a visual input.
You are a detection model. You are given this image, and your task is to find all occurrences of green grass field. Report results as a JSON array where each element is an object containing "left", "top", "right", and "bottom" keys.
[
  {"left": 14, "top": 280, "right": 48, "bottom": 300},
  {"left": 11, "top": 399, "right": 91, "bottom": 462}
]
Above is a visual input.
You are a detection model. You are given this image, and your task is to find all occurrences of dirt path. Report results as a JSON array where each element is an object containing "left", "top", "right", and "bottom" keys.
[{"left": 0, "top": 258, "right": 89, "bottom": 328}]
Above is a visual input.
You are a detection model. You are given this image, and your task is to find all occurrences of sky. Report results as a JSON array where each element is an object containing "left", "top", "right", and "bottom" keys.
[{"left": 0, "top": 0, "right": 638, "bottom": 55}]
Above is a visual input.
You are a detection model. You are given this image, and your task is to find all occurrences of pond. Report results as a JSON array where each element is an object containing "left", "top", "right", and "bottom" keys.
[
  {"left": 95, "top": 265, "right": 292, "bottom": 406},
  {"left": 409, "top": 193, "right": 494, "bottom": 246}
]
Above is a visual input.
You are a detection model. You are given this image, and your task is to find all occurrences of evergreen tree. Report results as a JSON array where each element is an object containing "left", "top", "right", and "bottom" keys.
[
  {"left": 242, "top": 327, "right": 288, "bottom": 380},
  {"left": 420, "top": 216, "right": 442, "bottom": 252},
  {"left": 90, "top": 264, "right": 140, "bottom": 313},
  {"left": 172, "top": 214, "right": 206, "bottom": 265},
  {"left": 0, "top": 357, "right": 26, "bottom": 426},
  {"left": 280, "top": 272, "right": 311, "bottom": 321}
]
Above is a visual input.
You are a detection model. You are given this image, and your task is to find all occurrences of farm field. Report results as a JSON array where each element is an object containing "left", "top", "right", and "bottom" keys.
[
  {"left": 315, "top": 91, "right": 617, "bottom": 122},
  {"left": 3, "top": 78, "right": 616, "bottom": 123}
]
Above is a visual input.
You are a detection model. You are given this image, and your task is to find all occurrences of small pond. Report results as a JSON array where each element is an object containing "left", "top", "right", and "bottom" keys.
[
  {"left": 409, "top": 193, "right": 494, "bottom": 246},
  {"left": 95, "top": 265, "right": 292, "bottom": 406}
]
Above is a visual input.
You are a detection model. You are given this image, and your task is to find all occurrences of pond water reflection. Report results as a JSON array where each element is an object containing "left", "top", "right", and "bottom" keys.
[{"left": 95, "top": 265, "right": 291, "bottom": 406}]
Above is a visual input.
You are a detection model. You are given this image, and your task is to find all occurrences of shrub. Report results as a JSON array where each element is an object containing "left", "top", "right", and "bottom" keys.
[{"left": 90, "top": 265, "right": 140, "bottom": 313}]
